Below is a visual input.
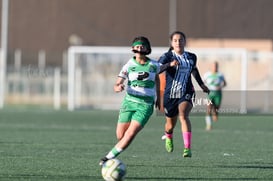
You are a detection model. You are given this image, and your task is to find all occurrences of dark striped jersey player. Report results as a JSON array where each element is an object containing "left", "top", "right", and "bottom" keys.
[{"left": 158, "top": 31, "right": 209, "bottom": 157}]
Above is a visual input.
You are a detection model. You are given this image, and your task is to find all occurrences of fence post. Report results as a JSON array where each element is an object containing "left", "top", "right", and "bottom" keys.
[{"left": 54, "top": 67, "right": 61, "bottom": 110}]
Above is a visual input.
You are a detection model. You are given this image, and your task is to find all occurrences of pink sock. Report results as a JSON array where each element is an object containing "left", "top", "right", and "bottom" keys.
[
  {"left": 165, "top": 132, "right": 173, "bottom": 139},
  {"left": 183, "top": 132, "right": 192, "bottom": 148}
]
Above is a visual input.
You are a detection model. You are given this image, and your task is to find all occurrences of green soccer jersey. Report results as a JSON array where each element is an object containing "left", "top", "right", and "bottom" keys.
[
  {"left": 203, "top": 71, "right": 225, "bottom": 91},
  {"left": 118, "top": 57, "right": 160, "bottom": 105}
]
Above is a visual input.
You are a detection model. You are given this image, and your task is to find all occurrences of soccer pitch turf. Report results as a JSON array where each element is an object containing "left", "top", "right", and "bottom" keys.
[{"left": 0, "top": 109, "right": 272, "bottom": 181}]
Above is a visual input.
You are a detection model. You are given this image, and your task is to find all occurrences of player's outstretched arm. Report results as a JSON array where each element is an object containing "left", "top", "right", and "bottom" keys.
[{"left": 192, "top": 67, "right": 210, "bottom": 94}]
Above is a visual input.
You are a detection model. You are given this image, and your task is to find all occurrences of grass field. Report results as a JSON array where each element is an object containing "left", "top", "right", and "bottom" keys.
[{"left": 0, "top": 108, "right": 273, "bottom": 181}]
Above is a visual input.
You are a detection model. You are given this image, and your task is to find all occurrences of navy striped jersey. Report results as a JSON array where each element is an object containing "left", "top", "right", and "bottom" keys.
[{"left": 158, "top": 50, "right": 198, "bottom": 98}]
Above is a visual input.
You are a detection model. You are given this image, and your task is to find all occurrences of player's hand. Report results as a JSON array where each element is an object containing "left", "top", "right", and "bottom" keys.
[
  {"left": 155, "top": 98, "right": 161, "bottom": 109},
  {"left": 114, "top": 83, "right": 125, "bottom": 92},
  {"left": 170, "top": 60, "right": 179, "bottom": 67},
  {"left": 201, "top": 84, "right": 210, "bottom": 94}
]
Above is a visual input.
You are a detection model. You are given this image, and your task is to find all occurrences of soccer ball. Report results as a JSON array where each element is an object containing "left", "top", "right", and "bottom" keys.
[{"left": 101, "top": 158, "right": 126, "bottom": 181}]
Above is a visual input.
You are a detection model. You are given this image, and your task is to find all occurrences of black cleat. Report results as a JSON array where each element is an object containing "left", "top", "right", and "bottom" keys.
[{"left": 99, "top": 157, "right": 108, "bottom": 166}]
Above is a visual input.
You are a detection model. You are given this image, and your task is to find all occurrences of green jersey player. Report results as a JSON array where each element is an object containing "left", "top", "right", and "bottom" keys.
[
  {"left": 99, "top": 36, "right": 161, "bottom": 165},
  {"left": 203, "top": 61, "right": 227, "bottom": 130}
]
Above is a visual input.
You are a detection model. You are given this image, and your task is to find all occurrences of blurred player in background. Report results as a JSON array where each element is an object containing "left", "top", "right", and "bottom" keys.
[
  {"left": 158, "top": 31, "right": 209, "bottom": 157},
  {"left": 203, "top": 61, "right": 226, "bottom": 130},
  {"left": 99, "top": 36, "right": 161, "bottom": 165}
]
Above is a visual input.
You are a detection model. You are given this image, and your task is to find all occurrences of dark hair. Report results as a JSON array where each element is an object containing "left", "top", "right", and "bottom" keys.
[
  {"left": 168, "top": 31, "right": 186, "bottom": 52},
  {"left": 214, "top": 61, "right": 219, "bottom": 70},
  {"left": 132, "top": 36, "right": 152, "bottom": 55}
]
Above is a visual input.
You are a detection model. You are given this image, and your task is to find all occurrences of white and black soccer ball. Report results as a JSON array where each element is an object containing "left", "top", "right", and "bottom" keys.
[{"left": 101, "top": 158, "right": 126, "bottom": 181}]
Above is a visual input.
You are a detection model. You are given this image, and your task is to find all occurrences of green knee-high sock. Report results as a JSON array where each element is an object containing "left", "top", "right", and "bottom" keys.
[{"left": 105, "top": 147, "right": 123, "bottom": 159}]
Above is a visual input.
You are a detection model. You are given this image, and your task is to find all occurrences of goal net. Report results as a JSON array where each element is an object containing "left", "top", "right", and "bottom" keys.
[{"left": 67, "top": 46, "right": 273, "bottom": 114}]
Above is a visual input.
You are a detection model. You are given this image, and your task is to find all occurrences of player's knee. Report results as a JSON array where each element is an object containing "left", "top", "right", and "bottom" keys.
[{"left": 180, "top": 112, "right": 189, "bottom": 120}]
